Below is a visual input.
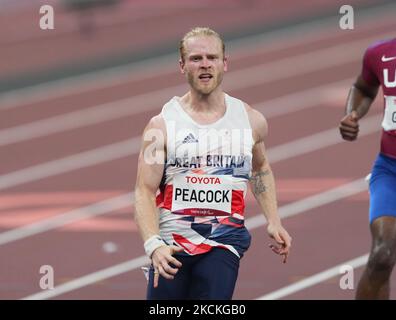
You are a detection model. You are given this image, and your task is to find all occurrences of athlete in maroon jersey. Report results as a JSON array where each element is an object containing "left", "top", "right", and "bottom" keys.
[{"left": 339, "top": 38, "right": 396, "bottom": 299}]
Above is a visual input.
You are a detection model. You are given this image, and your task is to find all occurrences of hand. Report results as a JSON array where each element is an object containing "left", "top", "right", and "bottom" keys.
[
  {"left": 151, "top": 245, "right": 183, "bottom": 288},
  {"left": 267, "top": 223, "right": 292, "bottom": 264},
  {"left": 339, "top": 111, "right": 359, "bottom": 141}
]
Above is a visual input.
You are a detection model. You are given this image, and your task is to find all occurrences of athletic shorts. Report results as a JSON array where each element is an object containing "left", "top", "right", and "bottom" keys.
[
  {"left": 369, "top": 153, "right": 396, "bottom": 224},
  {"left": 146, "top": 248, "right": 240, "bottom": 300}
]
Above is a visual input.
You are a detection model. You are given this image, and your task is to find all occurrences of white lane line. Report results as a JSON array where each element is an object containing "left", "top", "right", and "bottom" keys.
[
  {"left": 0, "top": 79, "right": 356, "bottom": 245},
  {"left": 22, "top": 256, "right": 151, "bottom": 300},
  {"left": 246, "top": 178, "right": 368, "bottom": 229},
  {"left": 0, "top": 112, "right": 370, "bottom": 244},
  {"left": 0, "top": 83, "right": 183, "bottom": 147},
  {"left": 0, "top": 5, "right": 393, "bottom": 110},
  {"left": 0, "top": 137, "right": 140, "bottom": 191},
  {"left": 256, "top": 254, "right": 369, "bottom": 300},
  {"left": 255, "top": 78, "right": 351, "bottom": 118},
  {"left": 0, "top": 108, "right": 377, "bottom": 245},
  {"left": 0, "top": 113, "right": 381, "bottom": 192},
  {"left": 0, "top": 78, "right": 351, "bottom": 147},
  {"left": 223, "top": 34, "right": 370, "bottom": 93},
  {"left": 0, "top": 106, "right": 381, "bottom": 192},
  {"left": 0, "top": 16, "right": 344, "bottom": 110},
  {"left": 21, "top": 177, "right": 369, "bottom": 300},
  {"left": 3, "top": 27, "right": 391, "bottom": 146},
  {"left": 0, "top": 193, "right": 133, "bottom": 246},
  {"left": 268, "top": 114, "right": 381, "bottom": 163}
]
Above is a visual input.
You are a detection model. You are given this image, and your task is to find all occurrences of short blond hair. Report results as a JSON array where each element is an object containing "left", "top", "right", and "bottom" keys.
[{"left": 179, "top": 27, "right": 225, "bottom": 62}]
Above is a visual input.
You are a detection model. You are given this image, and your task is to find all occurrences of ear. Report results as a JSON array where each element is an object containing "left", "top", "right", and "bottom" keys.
[
  {"left": 179, "top": 59, "right": 185, "bottom": 74},
  {"left": 223, "top": 55, "right": 228, "bottom": 72}
]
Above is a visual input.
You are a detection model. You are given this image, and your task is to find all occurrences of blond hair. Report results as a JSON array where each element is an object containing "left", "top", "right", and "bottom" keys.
[{"left": 179, "top": 27, "right": 225, "bottom": 62}]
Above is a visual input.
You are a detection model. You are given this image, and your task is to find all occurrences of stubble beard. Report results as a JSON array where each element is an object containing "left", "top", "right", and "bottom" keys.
[{"left": 187, "top": 71, "right": 224, "bottom": 96}]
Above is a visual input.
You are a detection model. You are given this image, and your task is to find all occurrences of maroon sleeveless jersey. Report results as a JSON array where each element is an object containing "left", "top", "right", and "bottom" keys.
[{"left": 362, "top": 38, "right": 396, "bottom": 158}]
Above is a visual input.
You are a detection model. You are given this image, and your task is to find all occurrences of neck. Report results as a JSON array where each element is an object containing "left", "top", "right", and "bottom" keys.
[{"left": 181, "top": 87, "right": 225, "bottom": 113}]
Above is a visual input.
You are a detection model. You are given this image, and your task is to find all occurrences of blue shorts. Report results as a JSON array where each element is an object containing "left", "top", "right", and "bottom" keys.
[
  {"left": 146, "top": 248, "right": 240, "bottom": 300},
  {"left": 369, "top": 153, "right": 396, "bottom": 224}
]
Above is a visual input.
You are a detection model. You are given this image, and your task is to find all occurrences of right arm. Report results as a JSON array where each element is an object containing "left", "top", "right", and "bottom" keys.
[
  {"left": 134, "top": 115, "right": 182, "bottom": 287},
  {"left": 339, "top": 76, "right": 379, "bottom": 141},
  {"left": 347, "top": 75, "right": 379, "bottom": 119},
  {"left": 339, "top": 60, "right": 379, "bottom": 141}
]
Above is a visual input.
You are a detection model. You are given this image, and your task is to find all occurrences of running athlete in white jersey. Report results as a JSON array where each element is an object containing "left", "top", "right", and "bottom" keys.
[{"left": 135, "top": 27, "right": 292, "bottom": 300}]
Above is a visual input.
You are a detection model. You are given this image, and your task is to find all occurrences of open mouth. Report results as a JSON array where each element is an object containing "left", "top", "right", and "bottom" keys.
[{"left": 198, "top": 73, "right": 213, "bottom": 81}]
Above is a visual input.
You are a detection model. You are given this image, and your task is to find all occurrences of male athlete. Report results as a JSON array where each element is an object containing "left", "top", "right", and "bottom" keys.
[
  {"left": 339, "top": 38, "right": 396, "bottom": 299},
  {"left": 135, "top": 27, "right": 292, "bottom": 299}
]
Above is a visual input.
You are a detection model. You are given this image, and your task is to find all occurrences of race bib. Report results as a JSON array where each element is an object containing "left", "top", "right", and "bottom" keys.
[
  {"left": 171, "top": 174, "right": 233, "bottom": 216},
  {"left": 382, "top": 95, "right": 396, "bottom": 132}
]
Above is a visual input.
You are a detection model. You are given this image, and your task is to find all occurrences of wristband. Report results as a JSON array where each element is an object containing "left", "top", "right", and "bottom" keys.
[{"left": 144, "top": 235, "right": 166, "bottom": 258}]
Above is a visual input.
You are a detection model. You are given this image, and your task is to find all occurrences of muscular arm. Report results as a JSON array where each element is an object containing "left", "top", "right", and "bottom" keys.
[
  {"left": 249, "top": 140, "right": 280, "bottom": 226},
  {"left": 246, "top": 105, "right": 292, "bottom": 263},
  {"left": 340, "top": 75, "right": 379, "bottom": 141},
  {"left": 134, "top": 115, "right": 166, "bottom": 242},
  {"left": 346, "top": 75, "right": 379, "bottom": 118},
  {"left": 134, "top": 115, "right": 182, "bottom": 286}
]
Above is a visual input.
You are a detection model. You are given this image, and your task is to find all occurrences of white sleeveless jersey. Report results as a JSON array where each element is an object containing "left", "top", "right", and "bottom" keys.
[{"left": 156, "top": 93, "right": 254, "bottom": 257}]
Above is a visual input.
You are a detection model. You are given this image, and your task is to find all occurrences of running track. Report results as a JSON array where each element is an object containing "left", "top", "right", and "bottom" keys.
[{"left": 1, "top": 1, "right": 396, "bottom": 300}]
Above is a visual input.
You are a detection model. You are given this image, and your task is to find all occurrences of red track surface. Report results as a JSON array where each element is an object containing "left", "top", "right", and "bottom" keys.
[{"left": 1, "top": 1, "right": 396, "bottom": 300}]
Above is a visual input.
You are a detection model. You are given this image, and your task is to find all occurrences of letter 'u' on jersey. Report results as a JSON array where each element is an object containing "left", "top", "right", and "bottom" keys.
[{"left": 384, "top": 69, "right": 396, "bottom": 88}]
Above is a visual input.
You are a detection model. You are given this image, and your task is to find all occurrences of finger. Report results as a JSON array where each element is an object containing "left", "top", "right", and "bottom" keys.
[
  {"left": 340, "top": 132, "right": 358, "bottom": 140},
  {"left": 274, "top": 242, "right": 289, "bottom": 263},
  {"left": 281, "top": 232, "right": 292, "bottom": 249},
  {"left": 282, "top": 252, "right": 289, "bottom": 264},
  {"left": 340, "top": 122, "right": 359, "bottom": 130},
  {"left": 153, "top": 268, "right": 160, "bottom": 288},
  {"left": 274, "top": 236, "right": 290, "bottom": 252},
  {"left": 342, "top": 136, "right": 357, "bottom": 142},
  {"left": 339, "top": 124, "right": 359, "bottom": 133},
  {"left": 270, "top": 231, "right": 284, "bottom": 244},
  {"left": 341, "top": 132, "right": 358, "bottom": 139},
  {"left": 340, "top": 118, "right": 359, "bottom": 127},
  {"left": 278, "top": 246, "right": 289, "bottom": 255},
  {"left": 170, "top": 246, "right": 184, "bottom": 254},
  {"left": 280, "top": 241, "right": 290, "bottom": 253},
  {"left": 274, "top": 242, "right": 286, "bottom": 252},
  {"left": 168, "top": 256, "right": 182, "bottom": 268},
  {"left": 339, "top": 125, "right": 359, "bottom": 133},
  {"left": 158, "top": 263, "right": 175, "bottom": 280},
  {"left": 342, "top": 135, "right": 358, "bottom": 142},
  {"left": 161, "top": 260, "right": 179, "bottom": 276},
  {"left": 270, "top": 244, "right": 289, "bottom": 264},
  {"left": 169, "top": 246, "right": 184, "bottom": 267},
  {"left": 269, "top": 244, "right": 281, "bottom": 254}
]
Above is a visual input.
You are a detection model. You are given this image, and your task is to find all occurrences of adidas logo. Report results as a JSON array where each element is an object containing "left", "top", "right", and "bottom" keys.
[{"left": 182, "top": 133, "right": 199, "bottom": 143}]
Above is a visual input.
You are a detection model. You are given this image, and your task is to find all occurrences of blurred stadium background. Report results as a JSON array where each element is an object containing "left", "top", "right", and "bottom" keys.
[{"left": 1, "top": 0, "right": 396, "bottom": 299}]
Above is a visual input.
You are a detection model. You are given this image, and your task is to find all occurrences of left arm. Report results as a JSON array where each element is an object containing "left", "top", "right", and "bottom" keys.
[{"left": 246, "top": 104, "right": 292, "bottom": 263}]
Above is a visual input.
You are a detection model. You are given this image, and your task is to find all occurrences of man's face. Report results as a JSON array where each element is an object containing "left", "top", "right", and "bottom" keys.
[{"left": 180, "top": 36, "right": 227, "bottom": 95}]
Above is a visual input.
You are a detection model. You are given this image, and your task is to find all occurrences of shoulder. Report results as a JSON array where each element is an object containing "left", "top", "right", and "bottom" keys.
[
  {"left": 143, "top": 114, "right": 167, "bottom": 144},
  {"left": 146, "top": 113, "right": 166, "bottom": 130},
  {"left": 360, "top": 39, "right": 394, "bottom": 86},
  {"left": 243, "top": 102, "right": 268, "bottom": 143},
  {"left": 364, "top": 38, "right": 394, "bottom": 59}
]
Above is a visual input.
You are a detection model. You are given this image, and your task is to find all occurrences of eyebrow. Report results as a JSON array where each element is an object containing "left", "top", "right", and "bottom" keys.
[{"left": 189, "top": 53, "right": 219, "bottom": 59}]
